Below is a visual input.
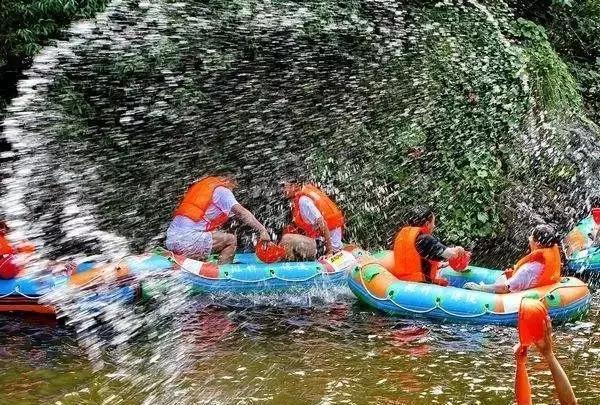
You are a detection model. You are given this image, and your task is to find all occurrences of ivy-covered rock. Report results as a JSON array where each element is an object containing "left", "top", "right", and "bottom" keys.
[{"left": 2, "top": 0, "right": 600, "bottom": 262}]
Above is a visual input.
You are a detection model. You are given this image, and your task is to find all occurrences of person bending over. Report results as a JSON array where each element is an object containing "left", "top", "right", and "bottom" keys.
[
  {"left": 279, "top": 182, "right": 345, "bottom": 260},
  {"left": 166, "top": 176, "right": 269, "bottom": 264}
]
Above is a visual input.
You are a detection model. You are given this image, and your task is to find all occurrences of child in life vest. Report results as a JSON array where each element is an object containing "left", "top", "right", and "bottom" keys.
[{"left": 464, "top": 224, "right": 561, "bottom": 293}]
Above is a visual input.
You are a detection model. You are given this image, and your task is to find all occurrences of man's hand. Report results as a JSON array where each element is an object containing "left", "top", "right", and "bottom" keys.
[
  {"left": 259, "top": 229, "right": 270, "bottom": 242},
  {"left": 433, "top": 277, "right": 449, "bottom": 287},
  {"left": 503, "top": 267, "right": 514, "bottom": 278},
  {"left": 450, "top": 246, "right": 466, "bottom": 258}
]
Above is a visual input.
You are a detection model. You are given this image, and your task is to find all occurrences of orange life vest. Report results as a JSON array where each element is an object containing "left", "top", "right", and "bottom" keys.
[
  {"left": 392, "top": 226, "right": 439, "bottom": 282},
  {"left": 0, "top": 235, "right": 15, "bottom": 255},
  {"left": 291, "top": 185, "right": 345, "bottom": 238},
  {"left": 173, "top": 176, "right": 234, "bottom": 231},
  {"left": 0, "top": 235, "right": 20, "bottom": 280},
  {"left": 511, "top": 245, "right": 561, "bottom": 287}
]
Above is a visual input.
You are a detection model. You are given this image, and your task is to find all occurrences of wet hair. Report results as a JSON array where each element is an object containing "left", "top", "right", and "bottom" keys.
[
  {"left": 407, "top": 206, "right": 435, "bottom": 227},
  {"left": 280, "top": 178, "right": 298, "bottom": 187},
  {"left": 531, "top": 224, "right": 559, "bottom": 248},
  {"left": 589, "top": 195, "right": 600, "bottom": 209}
]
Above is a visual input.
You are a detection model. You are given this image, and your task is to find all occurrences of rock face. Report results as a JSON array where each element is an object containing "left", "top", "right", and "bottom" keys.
[{"left": 1, "top": 0, "right": 599, "bottom": 261}]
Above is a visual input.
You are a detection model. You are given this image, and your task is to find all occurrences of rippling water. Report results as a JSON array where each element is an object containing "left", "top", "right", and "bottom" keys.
[
  {"left": 1, "top": 0, "right": 600, "bottom": 403},
  {"left": 1, "top": 288, "right": 599, "bottom": 404}
]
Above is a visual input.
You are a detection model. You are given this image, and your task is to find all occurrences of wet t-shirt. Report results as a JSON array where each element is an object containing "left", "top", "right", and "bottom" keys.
[
  {"left": 297, "top": 196, "right": 343, "bottom": 251},
  {"left": 506, "top": 261, "right": 544, "bottom": 292},
  {"left": 170, "top": 186, "right": 239, "bottom": 232}
]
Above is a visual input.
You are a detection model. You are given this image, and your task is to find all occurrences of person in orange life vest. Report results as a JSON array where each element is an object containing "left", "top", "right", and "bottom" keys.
[
  {"left": 464, "top": 224, "right": 561, "bottom": 293},
  {"left": 0, "top": 220, "right": 36, "bottom": 279},
  {"left": 278, "top": 182, "right": 344, "bottom": 260},
  {"left": 165, "top": 176, "right": 270, "bottom": 264},
  {"left": 393, "top": 206, "right": 466, "bottom": 285}
]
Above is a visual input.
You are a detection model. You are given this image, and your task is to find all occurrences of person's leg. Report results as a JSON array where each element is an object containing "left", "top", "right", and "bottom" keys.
[
  {"left": 211, "top": 231, "right": 237, "bottom": 264},
  {"left": 280, "top": 234, "right": 317, "bottom": 261}
]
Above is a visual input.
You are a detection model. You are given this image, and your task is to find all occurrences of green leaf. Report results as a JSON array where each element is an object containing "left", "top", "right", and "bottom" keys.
[{"left": 477, "top": 212, "right": 489, "bottom": 223}]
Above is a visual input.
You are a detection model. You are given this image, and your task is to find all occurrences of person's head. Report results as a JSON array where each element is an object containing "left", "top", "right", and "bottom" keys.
[
  {"left": 529, "top": 224, "right": 559, "bottom": 250},
  {"left": 212, "top": 175, "right": 237, "bottom": 190},
  {"left": 0, "top": 220, "right": 8, "bottom": 236},
  {"left": 282, "top": 180, "right": 301, "bottom": 199},
  {"left": 407, "top": 205, "right": 436, "bottom": 232},
  {"left": 589, "top": 195, "right": 600, "bottom": 211}
]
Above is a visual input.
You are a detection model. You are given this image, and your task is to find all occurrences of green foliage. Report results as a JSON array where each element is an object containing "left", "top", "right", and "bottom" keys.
[
  {"left": 3, "top": 0, "right": 599, "bottom": 254},
  {"left": 510, "top": 19, "right": 582, "bottom": 114},
  {"left": 552, "top": 0, "right": 573, "bottom": 7},
  {"left": 523, "top": 41, "right": 582, "bottom": 114},
  {"left": 310, "top": 2, "right": 531, "bottom": 247},
  {"left": 512, "top": 18, "right": 548, "bottom": 42},
  {"left": 0, "top": 0, "right": 109, "bottom": 66},
  {"left": 0, "top": 0, "right": 108, "bottom": 120},
  {"left": 544, "top": 0, "right": 600, "bottom": 121}
]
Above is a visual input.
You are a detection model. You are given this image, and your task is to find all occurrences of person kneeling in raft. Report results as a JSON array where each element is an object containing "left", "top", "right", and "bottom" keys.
[
  {"left": 392, "top": 206, "right": 467, "bottom": 286},
  {"left": 165, "top": 176, "right": 270, "bottom": 264},
  {"left": 278, "top": 181, "right": 345, "bottom": 261},
  {"left": 464, "top": 224, "right": 561, "bottom": 293}
]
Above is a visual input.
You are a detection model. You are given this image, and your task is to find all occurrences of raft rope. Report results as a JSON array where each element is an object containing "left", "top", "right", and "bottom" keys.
[
  {"left": 0, "top": 285, "right": 47, "bottom": 300},
  {"left": 1, "top": 250, "right": 346, "bottom": 300},
  {"left": 0, "top": 291, "right": 16, "bottom": 299},
  {"left": 13, "top": 286, "right": 41, "bottom": 300},
  {"left": 356, "top": 265, "right": 590, "bottom": 319}
]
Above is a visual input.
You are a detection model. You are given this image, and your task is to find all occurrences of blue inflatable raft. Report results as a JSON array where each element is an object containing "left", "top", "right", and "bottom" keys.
[
  {"left": 123, "top": 248, "right": 360, "bottom": 295},
  {"left": 0, "top": 262, "right": 137, "bottom": 316},
  {"left": 349, "top": 260, "right": 591, "bottom": 326}
]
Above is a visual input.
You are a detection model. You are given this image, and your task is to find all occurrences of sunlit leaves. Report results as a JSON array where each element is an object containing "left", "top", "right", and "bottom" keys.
[{"left": 0, "top": 0, "right": 108, "bottom": 63}]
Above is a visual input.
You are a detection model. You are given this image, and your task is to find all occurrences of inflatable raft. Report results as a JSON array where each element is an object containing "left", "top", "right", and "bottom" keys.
[
  {"left": 348, "top": 253, "right": 590, "bottom": 325},
  {"left": 563, "top": 215, "right": 600, "bottom": 277},
  {"left": 0, "top": 262, "right": 137, "bottom": 315},
  {"left": 122, "top": 248, "right": 361, "bottom": 295}
]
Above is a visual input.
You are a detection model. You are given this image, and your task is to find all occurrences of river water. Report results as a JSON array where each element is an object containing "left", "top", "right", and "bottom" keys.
[
  {"left": 1, "top": 0, "right": 600, "bottom": 403},
  {"left": 1, "top": 288, "right": 599, "bottom": 404}
]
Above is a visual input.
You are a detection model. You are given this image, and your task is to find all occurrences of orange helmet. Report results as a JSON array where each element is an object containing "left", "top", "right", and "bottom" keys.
[
  {"left": 255, "top": 241, "right": 286, "bottom": 264},
  {"left": 518, "top": 298, "right": 548, "bottom": 346}
]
